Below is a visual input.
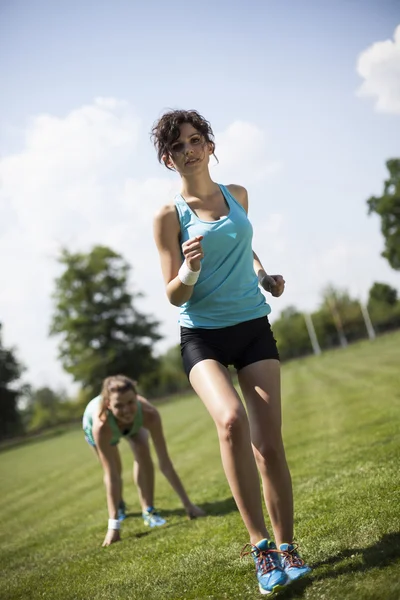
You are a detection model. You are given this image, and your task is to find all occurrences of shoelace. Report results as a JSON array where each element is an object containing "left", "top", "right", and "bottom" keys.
[
  {"left": 241, "top": 544, "right": 283, "bottom": 575},
  {"left": 281, "top": 544, "right": 306, "bottom": 568}
]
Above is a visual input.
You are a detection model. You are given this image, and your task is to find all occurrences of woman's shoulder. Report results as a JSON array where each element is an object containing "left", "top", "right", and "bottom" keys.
[
  {"left": 90, "top": 397, "right": 109, "bottom": 428},
  {"left": 153, "top": 202, "right": 180, "bottom": 232},
  {"left": 137, "top": 395, "right": 159, "bottom": 425},
  {"left": 225, "top": 184, "right": 248, "bottom": 212}
]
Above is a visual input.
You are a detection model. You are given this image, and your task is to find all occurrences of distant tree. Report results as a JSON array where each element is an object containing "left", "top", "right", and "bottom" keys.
[
  {"left": 50, "top": 246, "right": 161, "bottom": 397},
  {"left": 272, "top": 306, "right": 312, "bottom": 360},
  {"left": 314, "top": 285, "right": 367, "bottom": 346},
  {"left": 139, "top": 344, "right": 190, "bottom": 398},
  {"left": 367, "top": 159, "right": 400, "bottom": 270},
  {"left": 368, "top": 282, "right": 398, "bottom": 307},
  {"left": 366, "top": 281, "right": 400, "bottom": 333},
  {"left": 27, "top": 387, "right": 64, "bottom": 430},
  {"left": 0, "top": 324, "right": 25, "bottom": 439}
]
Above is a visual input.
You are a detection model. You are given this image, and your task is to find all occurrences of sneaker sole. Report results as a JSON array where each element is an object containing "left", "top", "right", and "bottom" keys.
[
  {"left": 259, "top": 583, "right": 287, "bottom": 596},
  {"left": 286, "top": 568, "right": 312, "bottom": 582}
]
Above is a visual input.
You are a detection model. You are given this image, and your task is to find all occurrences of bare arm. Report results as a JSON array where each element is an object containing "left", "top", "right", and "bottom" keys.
[
  {"left": 92, "top": 419, "right": 123, "bottom": 546},
  {"left": 93, "top": 421, "right": 122, "bottom": 520},
  {"left": 144, "top": 406, "right": 191, "bottom": 506},
  {"left": 153, "top": 204, "right": 203, "bottom": 307}
]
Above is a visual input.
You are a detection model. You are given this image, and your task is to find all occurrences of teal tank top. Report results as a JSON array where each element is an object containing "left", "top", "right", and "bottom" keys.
[
  {"left": 175, "top": 184, "right": 271, "bottom": 328},
  {"left": 82, "top": 395, "right": 143, "bottom": 446}
]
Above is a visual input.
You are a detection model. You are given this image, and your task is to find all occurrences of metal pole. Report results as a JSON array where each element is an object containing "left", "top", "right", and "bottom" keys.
[
  {"left": 304, "top": 313, "right": 322, "bottom": 355},
  {"left": 359, "top": 302, "right": 376, "bottom": 340}
]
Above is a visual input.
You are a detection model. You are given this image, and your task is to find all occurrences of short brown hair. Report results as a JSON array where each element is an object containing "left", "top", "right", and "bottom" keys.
[{"left": 151, "top": 109, "right": 217, "bottom": 170}]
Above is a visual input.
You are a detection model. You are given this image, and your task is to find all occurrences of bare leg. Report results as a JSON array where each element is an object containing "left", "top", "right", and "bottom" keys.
[
  {"left": 127, "top": 428, "right": 155, "bottom": 511},
  {"left": 189, "top": 359, "right": 269, "bottom": 544},
  {"left": 238, "top": 359, "right": 294, "bottom": 546}
]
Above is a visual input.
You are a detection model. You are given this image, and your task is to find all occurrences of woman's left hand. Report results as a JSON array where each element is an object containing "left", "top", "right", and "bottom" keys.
[
  {"left": 260, "top": 273, "right": 285, "bottom": 297},
  {"left": 185, "top": 504, "right": 206, "bottom": 519}
]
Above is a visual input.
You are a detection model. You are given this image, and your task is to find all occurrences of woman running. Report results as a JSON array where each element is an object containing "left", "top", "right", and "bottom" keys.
[
  {"left": 151, "top": 110, "right": 311, "bottom": 595},
  {"left": 83, "top": 374, "right": 205, "bottom": 546}
]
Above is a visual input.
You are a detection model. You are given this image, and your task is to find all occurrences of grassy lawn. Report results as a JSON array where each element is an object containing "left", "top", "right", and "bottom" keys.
[{"left": 1, "top": 331, "right": 399, "bottom": 599}]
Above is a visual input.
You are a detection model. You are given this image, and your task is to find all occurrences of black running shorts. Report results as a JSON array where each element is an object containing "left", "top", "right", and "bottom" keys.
[{"left": 180, "top": 316, "right": 280, "bottom": 378}]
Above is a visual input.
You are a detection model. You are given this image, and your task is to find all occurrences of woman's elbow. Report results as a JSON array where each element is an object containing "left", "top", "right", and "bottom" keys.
[{"left": 166, "top": 284, "right": 185, "bottom": 307}]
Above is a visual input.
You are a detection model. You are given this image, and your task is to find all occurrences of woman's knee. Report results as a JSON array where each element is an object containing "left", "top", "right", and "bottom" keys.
[
  {"left": 216, "top": 406, "right": 248, "bottom": 442},
  {"left": 253, "top": 437, "right": 286, "bottom": 465}
]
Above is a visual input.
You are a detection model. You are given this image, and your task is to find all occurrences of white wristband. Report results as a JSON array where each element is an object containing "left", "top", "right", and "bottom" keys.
[
  {"left": 108, "top": 519, "right": 120, "bottom": 530},
  {"left": 178, "top": 261, "right": 201, "bottom": 286}
]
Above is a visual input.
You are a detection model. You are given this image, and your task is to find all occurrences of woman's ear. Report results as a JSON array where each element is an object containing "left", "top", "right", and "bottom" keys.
[{"left": 162, "top": 153, "right": 175, "bottom": 170}]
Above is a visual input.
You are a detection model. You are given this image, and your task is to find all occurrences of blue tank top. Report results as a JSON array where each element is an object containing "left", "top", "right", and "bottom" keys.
[{"left": 175, "top": 184, "right": 271, "bottom": 328}]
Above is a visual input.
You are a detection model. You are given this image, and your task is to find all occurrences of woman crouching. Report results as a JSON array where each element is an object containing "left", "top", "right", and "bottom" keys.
[{"left": 82, "top": 374, "right": 205, "bottom": 546}]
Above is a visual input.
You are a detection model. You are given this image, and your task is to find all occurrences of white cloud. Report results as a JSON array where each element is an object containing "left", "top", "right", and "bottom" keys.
[
  {"left": 356, "top": 25, "right": 400, "bottom": 114},
  {"left": 211, "top": 121, "right": 282, "bottom": 183},
  {"left": 0, "top": 100, "right": 279, "bottom": 392}
]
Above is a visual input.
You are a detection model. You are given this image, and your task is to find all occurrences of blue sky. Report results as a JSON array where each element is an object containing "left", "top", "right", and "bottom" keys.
[{"left": 0, "top": 0, "right": 399, "bottom": 392}]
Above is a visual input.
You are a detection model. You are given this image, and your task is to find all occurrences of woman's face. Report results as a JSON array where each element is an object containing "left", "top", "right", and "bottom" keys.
[
  {"left": 165, "top": 122, "right": 213, "bottom": 174},
  {"left": 108, "top": 390, "right": 137, "bottom": 424}
]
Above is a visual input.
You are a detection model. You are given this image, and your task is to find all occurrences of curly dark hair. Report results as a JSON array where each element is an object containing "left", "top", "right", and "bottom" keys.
[{"left": 151, "top": 109, "right": 217, "bottom": 170}]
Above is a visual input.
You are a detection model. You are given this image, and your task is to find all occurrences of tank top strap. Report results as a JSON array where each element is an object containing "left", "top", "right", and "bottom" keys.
[
  {"left": 219, "top": 184, "right": 247, "bottom": 215},
  {"left": 174, "top": 194, "right": 193, "bottom": 231},
  {"left": 128, "top": 400, "right": 143, "bottom": 437},
  {"left": 107, "top": 410, "right": 123, "bottom": 444}
]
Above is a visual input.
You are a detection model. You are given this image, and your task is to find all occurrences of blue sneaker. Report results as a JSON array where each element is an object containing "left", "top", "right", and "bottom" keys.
[
  {"left": 142, "top": 506, "right": 166, "bottom": 528},
  {"left": 118, "top": 500, "right": 127, "bottom": 522},
  {"left": 279, "top": 543, "right": 312, "bottom": 581},
  {"left": 242, "top": 539, "right": 288, "bottom": 595}
]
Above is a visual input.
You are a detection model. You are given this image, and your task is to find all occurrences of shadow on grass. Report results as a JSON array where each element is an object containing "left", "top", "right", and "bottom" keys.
[
  {"left": 276, "top": 531, "right": 400, "bottom": 599},
  {"left": 124, "top": 496, "right": 238, "bottom": 521},
  {"left": 132, "top": 521, "right": 186, "bottom": 539}
]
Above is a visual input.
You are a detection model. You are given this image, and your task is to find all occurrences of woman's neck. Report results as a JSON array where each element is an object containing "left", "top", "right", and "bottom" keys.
[{"left": 181, "top": 171, "right": 219, "bottom": 199}]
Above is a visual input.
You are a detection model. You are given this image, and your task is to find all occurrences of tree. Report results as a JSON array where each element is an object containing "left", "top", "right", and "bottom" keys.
[
  {"left": 311, "top": 286, "right": 367, "bottom": 348},
  {"left": 140, "top": 344, "right": 190, "bottom": 397},
  {"left": 27, "top": 387, "right": 64, "bottom": 431},
  {"left": 271, "top": 306, "right": 312, "bottom": 360},
  {"left": 50, "top": 246, "right": 161, "bottom": 397},
  {"left": 366, "top": 281, "right": 400, "bottom": 333},
  {"left": 0, "top": 324, "right": 25, "bottom": 439},
  {"left": 367, "top": 159, "right": 400, "bottom": 270},
  {"left": 368, "top": 282, "right": 398, "bottom": 307}
]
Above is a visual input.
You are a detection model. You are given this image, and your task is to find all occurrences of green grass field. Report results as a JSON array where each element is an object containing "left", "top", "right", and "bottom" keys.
[{"left": 1, "top": 332, "right": 400, "bottom": 600}]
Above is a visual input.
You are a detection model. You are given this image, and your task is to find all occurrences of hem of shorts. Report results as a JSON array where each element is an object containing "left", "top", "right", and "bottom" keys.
[
  {"left": 184, "top": 355, "right": 229, "bottom": 379},
  {"left": 84, "top": 433, "right": 120, "bottom": 447},
  {"left": 236, "top": 354, "right": 280, "bottom": 371}
]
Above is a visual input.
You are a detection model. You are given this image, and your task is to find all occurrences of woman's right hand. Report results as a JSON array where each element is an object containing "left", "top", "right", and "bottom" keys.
[
  {"left": 102, "top": 528, "right": 121, "bottom": 547},
  {"left": 182, "top": 236, "right": 204, "bottom": 272}
]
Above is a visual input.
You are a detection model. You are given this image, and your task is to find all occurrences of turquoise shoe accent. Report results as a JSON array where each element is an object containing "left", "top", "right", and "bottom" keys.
[
  {"left": 279, "top": 543, "right": 312, "bottom": 581},
  {"left": 242, "top": 539, "right": 288, "bottom": 595},
  {"left": 118, "top": 500, "right": 127, "bottom": 522},
  {"left": 142, "top": 506, "right": 167, "bottom": 528}
]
